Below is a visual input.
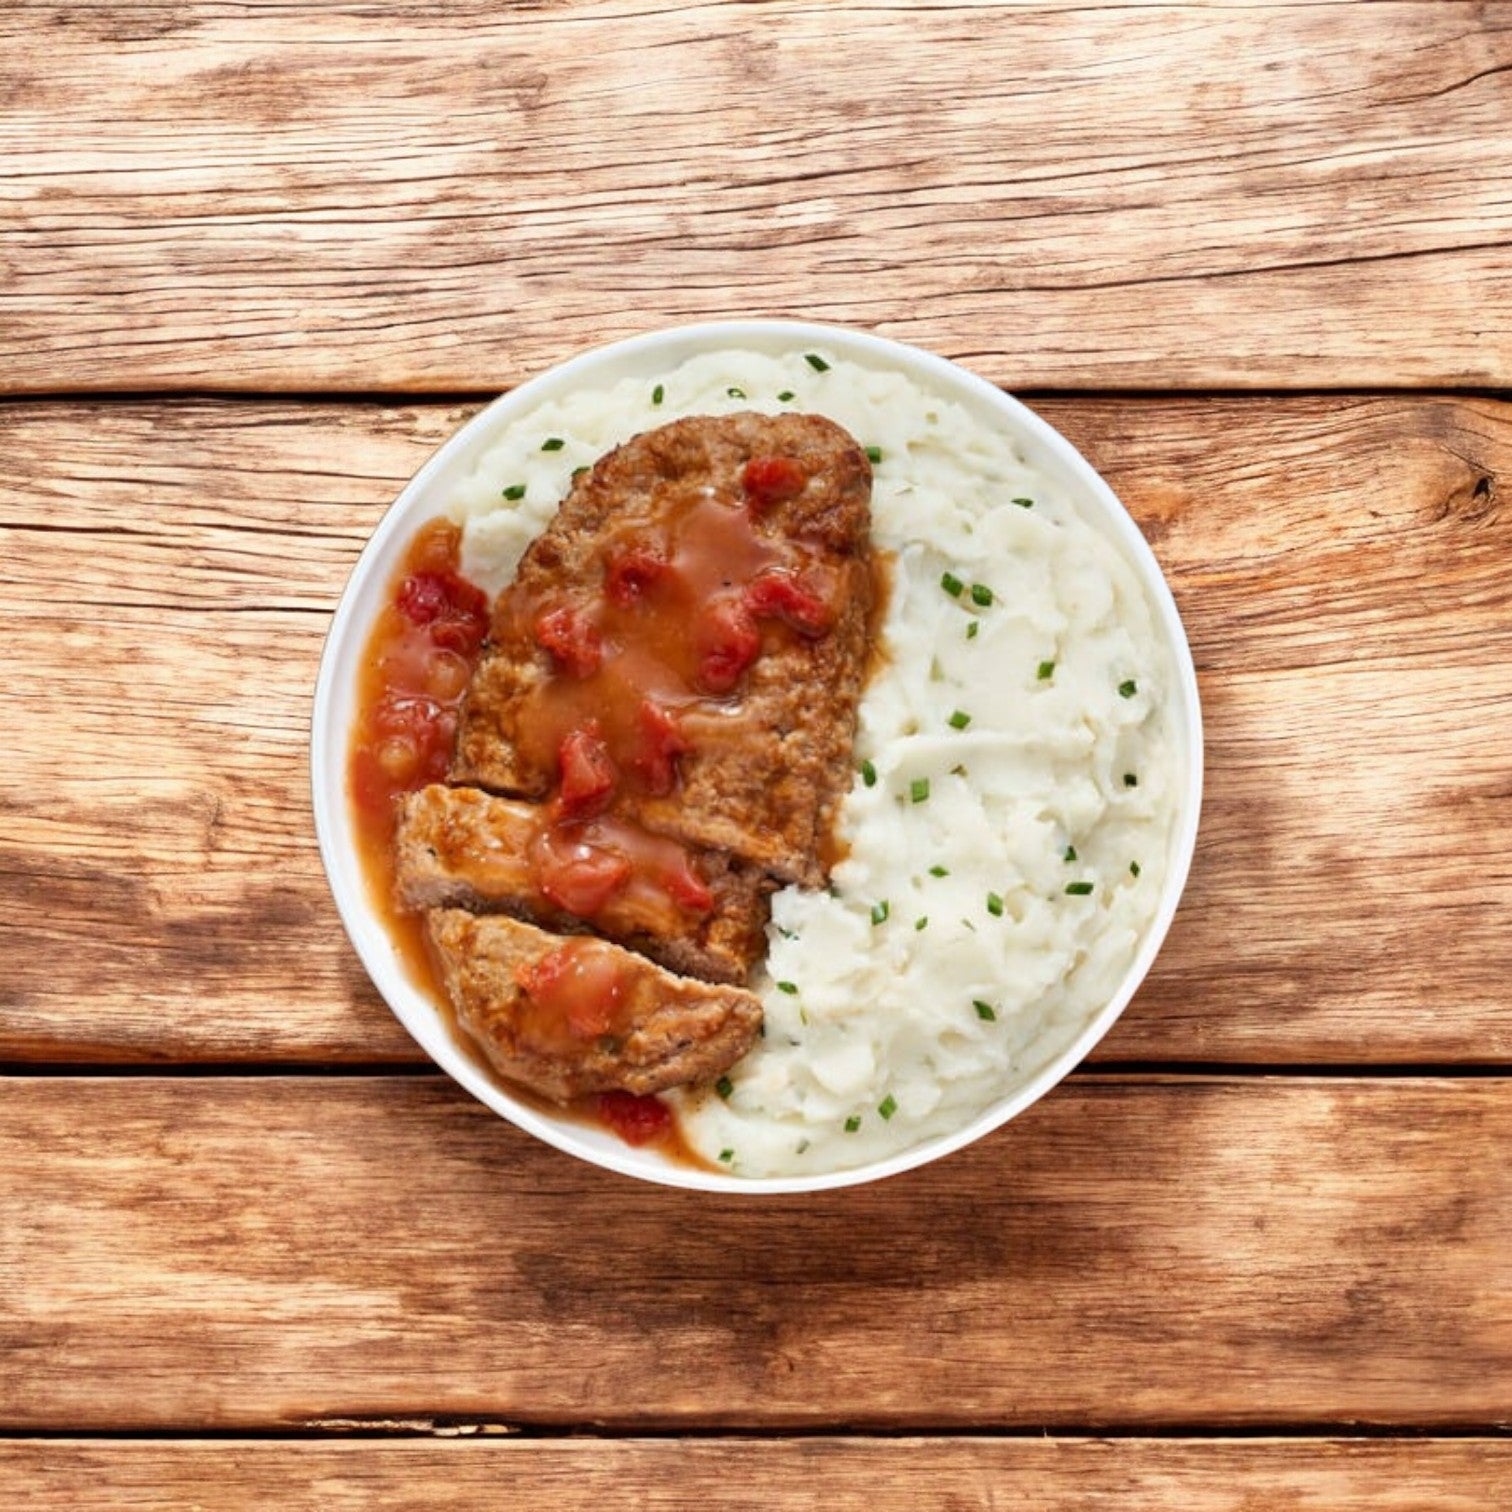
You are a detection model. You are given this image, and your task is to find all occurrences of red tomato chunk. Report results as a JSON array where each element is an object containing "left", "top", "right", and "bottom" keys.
[
  {"left": 595, "top": 1090, "right": 673, "bottom": 1146},
  {"left": 557, "top": 723, "right": 617, "bottom": 819},
  {"left": 741, "top": 454, "right": 807, "bottom": 511},
  {"left": 534, "top": 604, "right": 604, "bottom": 678}
]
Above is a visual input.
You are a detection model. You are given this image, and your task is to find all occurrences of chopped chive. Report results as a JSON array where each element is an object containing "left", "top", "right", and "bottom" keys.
[
  {"left": 973, "top": 999, "right": 997, "bottom": 1022},
  {"left": 910, "top": 777, "right": 930, "bottom": 804},
  {"left": 941, "top": 571, "right": 965, "bottom": 598},
  {"left": 928, "top": 864, "right": 949, "bottom": 878},
  {"left": 1130, "top": 860, "right": 1142, "bottom": 877},
  {"left": 652, "top": 384, "right": 665, "bottom": 405},
  {"left": 1066, "top": 881, "right": 1094, "bottom": 896},
  {"left": 878, "top": 1094, "right": 898, "bottom": 1121},
  {"left": 1013, "top": 496, "right": 1034, "bottom": 508},
  {"left": 1064, "top": 845, "right": 1077, "bottom": 863},
  {"left": 727, "top": 386, "right": 746, "bottom": 399},
  {"left": 986, "top": 892, "right": 1004, "bottom": 917},
  {"left": 715, "top": 1075, "right": 734, "bottom": 1099},
  {"left": 777, "top": 926, "right": 797, "bottom": 940},
  {"left": 804, "top": 352, "right": 831, "bottom": 372},
  {"left": 777, "top": 390, "right": 795, "bottom": 402},
  {"left": 1119, "top": 679, "right": 1138, "bottom": 699},
  {"left": 1037, "top": 660, "right": 1056, "bottom": 680},
  {"left": 914, "top": 916, "right": 928, "bottom": 932},
  {"left": 865, "top": 445, "right": 883, "bottom": 464},
  {"left": 796, "top": 1138, "right": 810, "bottom": 1155},
  {"left": 948, "top": 709, "right": 971, "bottom": 730},
  {"left": 541, "top": 437, "right": 565, "bottom": 451},
  {"left": 871, "top": 900, "right": 890, "bottom": 926},
  {"left": 502, "top": 483, "right": 526, "bottom": 500},
  {"left": 571, "top": 465, "right": 589, "bottom": 479},
  {"left": 970, "top": 583, "right": 994, "bottom": 607},
  {"left": 1124, "top": 772, "right": 1139, "bottom": 788},
  {"left": 861, "top": 758, "right": 877, "bottom": 788},
  {"left": 719, "top": 1148, "right": 734, "bottom": 1163},
  {"left": 776, "top": 980, "right": 798, "bottom": 995},
  {"left": 844, "top": 1115, "right": 862, "bottom": 1133},
  {"left": 966, "top": 621, "right": 981, "bottom": 640}
]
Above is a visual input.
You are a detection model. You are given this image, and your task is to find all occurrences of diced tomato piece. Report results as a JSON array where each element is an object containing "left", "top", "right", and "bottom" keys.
[
  {"left": 697, "top": 596, "right": 761, "bottom": 693},
  {"left": 595, "top": 1090, "right": 673, "bottom": 1147},
  {"left": 399, "top": 570, "right": 489, "bottom": 655},
  {"left": 514, "top": 942, "right": 627, "bottom": 1040},
  {"left": 632, "top": 699, "right": 690, "bottom": 796},
  {"left": 557, "top": 723, "right": 617, "bottom": 819},
  {"left": 661, "top": 853, "right": 715, "bottom": 915},
  {"left": 534, "top": 604, "right": 603, "bottom": 678},
  {"left": 741, "top": 455, "right": 807, "bottom": 511},
  {"left": 605, "top": 543, "right": 667, "bottom": 608},
  {"left": 744, "top": 568, "right": 835, "bottom": 637},
  {"left": 534, "top": 830, "right": 633, "bottom": 917}
]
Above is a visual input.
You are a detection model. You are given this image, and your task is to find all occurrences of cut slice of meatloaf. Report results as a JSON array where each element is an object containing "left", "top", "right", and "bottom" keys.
[
  {"left": 395, "top": 783, "right": 771, "bottom": 984},
  {"left": 450, "top": 411, "right": 874, "bottom": 887},
  {"left": 425, "top": 908, "right": 763, "bottom": 1104}
]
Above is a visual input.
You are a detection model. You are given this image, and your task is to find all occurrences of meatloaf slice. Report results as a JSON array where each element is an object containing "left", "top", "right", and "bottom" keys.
[
  {"left": 395, "top": 784, "right": 771, "bottom": 984},
  {"left": 425, "top": 908, "right": 763, "bottom": 1103},
  {"left": 451, "top": 411, "right": 874, "bottom": 886}
]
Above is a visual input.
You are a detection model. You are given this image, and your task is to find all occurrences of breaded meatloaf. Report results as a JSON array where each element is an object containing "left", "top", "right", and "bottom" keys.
[
  {"left": 426, "top": 908, "right": 764, "bottom": 1103},
  {"left": 451, "top": 412, "right": 875, "bottom": 887},
  {"left": 395, "top": 783, "right": 772, "bottom": 984}
]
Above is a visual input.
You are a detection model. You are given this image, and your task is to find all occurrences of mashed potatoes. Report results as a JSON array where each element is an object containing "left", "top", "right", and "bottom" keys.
[{"left": 452, "top": 347, "right": 1180, "bottom": 1178}]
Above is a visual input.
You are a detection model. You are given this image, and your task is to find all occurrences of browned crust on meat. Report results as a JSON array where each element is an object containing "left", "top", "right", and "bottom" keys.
[
  {"left": 395, "top": 784, "right": 772, "bottom": 984},
  {"left": 426, "top": 909, "right": 763, "bottom": 1103},
  {"left": 450, "top": 412, "right": 873, "bottom": 886}
]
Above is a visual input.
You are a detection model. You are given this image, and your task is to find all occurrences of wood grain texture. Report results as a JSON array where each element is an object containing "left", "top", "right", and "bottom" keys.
[
  {"left": 4, "top": 396, "right": 1511, "bottom": 1063},
  {"left": 4, "top": 1, "right": 1512, "bottom": 392},
  {"left": 3, "top": 1438, "right": 1510, "bottom": 1510},
  {"left": 1, "top": 1077, "right": 1507, "bottom": 1429}
]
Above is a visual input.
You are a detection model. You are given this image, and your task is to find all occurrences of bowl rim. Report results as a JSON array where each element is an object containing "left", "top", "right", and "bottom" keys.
[{"left": 311, "top": 317, "right": 1204, "bottom": 1194}]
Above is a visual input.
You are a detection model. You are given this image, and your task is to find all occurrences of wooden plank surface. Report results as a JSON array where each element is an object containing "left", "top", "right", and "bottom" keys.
[
  {"left": 4, "top": 2, "right": 1512, "bottom": 393},
  {"left": 3, "top": 396, "right": 1510, "bottom": 1064},
  {"left": 1, "top": 1076, "right": 1507, "bottom": 1429},
  {"left": 3, "top": 1438, "right": 1510, "bottom": 1511}
]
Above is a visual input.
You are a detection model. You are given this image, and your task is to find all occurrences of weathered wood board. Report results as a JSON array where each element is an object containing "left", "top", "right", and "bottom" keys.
[
  {"left": 3, "top": 397, "right": 1509, "bottom": 1063},
  {"left": 2, "top": 1077, "right": 1507, "bottom": 1429},
  {"left": 3, "top": 1438, "right": 1510, "bottom": 1511},
  {"left": 4, "top": 2, "right": 1512, "bottom": 392}
]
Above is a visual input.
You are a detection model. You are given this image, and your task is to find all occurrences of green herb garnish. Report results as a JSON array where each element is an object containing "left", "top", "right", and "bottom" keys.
[
  {"left": 776, "top": 980, "right": 798, "bottom": 995},
  {"left": 727, "top": 386, "right": 746, "bottom": 399},
  {"left": 652, "top": 384, "right": 664, "bottom": 405},
  {"left": 1013, "top": 496, "right": 1034, "bottom": 508},
  {"left": 1037, "top": 660, "right": 1055, "bottom": 680},
  {"left": 948, "top": 709, "right": 971, "bottom": 730},
  {"left": 804, "top": 353, "right": 830, "bottom": 372},
  {"left": 966, "top": 621, "right": 980, "bottom": 640},
  {"left": 878, "top": 1094, "right": 898, "bottom": 1121},
  {"left": 719, "top": 1148, "right": 734, "bottom": 1163},
  {"left": 1066, "top": 881, "right": 1094, "bottom": 896},
  {"left": 970, "top": 583, "right": 994, "bottom": 607},
  {"left": 1064, "top": 845, "right": 1077, "bottom": 863},
  {"left": 844, "top": 1115, "right": 861, "bottom": 1133},
  {"left": 502, "top": 483, "right": 526, "bottom": 501},
  {"left": 986, "top": 892, "right": 1004, "bottom": 917},
  {"left": 861, "top": 759, "right": 877, "bottom": 788},
  {"left": 910, "top": 777, "right": 930, "bottom": 804},
  {"left": 871, "top": 900, "right": 890, "bottom": 926},
  {"left": 973, "top": 1000, "right": 997, "bottom": 1022},
  {"left": 1119, "top": 679, "right": 1137, "bottom": 699},
  {"left": 777, "top": 390, "right": 795, "bottom": 402},
  {"left": 1130, "top": 860, "right": 1141, "bottom": 877},
  {"left": 928, "top": 864, "right": 949, "bottom": 878},
  {"left": 941, "top": 571, "right": 965, "bottom": 598},
  {"left": 1124, "top": 772, "right": 1139, "bottom": 788},
  {"left": 715, "top": 1075, "right": 734, "bottom": 1099},
  {"left": 541, "top": 437, "right": 565, "bottom": 451},
  {"left": 914, "top": 916, "right": 928, "bottom": 932},
  {"left": 865, "top": 445, "right": 883, "bottom": 464}
]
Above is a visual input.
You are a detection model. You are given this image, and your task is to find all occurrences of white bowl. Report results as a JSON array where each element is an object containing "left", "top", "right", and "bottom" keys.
[{"left": 312, "top": 320, "right": 1202, "bottom": 1194}]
